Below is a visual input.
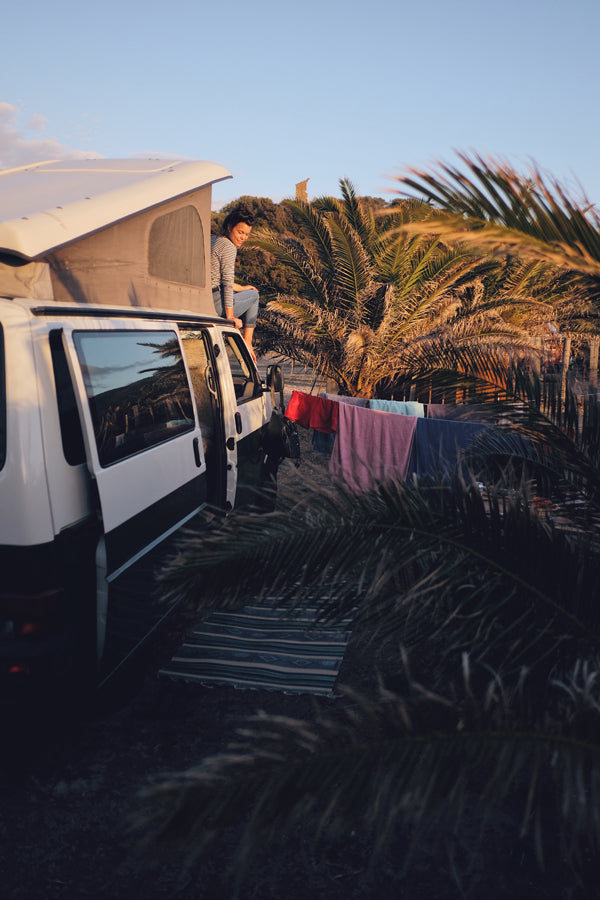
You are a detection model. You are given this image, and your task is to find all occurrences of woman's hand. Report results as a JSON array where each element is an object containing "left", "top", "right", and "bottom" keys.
[{"left": 225, "top": 313, "right": 243, "bottom": 329}]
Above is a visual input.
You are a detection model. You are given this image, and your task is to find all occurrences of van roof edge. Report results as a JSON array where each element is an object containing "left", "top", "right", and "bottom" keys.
[{"left": 0, "top": 158, "right": 232, "bottom": 259}]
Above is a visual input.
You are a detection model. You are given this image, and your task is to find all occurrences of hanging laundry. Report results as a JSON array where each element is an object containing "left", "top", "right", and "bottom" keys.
[
  {"left": 368, "top": 398, "right": 425, "bottom": 417},
  {"left": 408, "top": 417, "right": 491, "bottom": 480},
  {"left": 311, "top": 431, "right": 336, "bottom": 454},
  {"left": 285, "top": 391, "right": 339, "bottom": 433},
  {"left": 321, "top": 393, "right": 367, "bottom": 407},
  {"left": 306, "top": 395, "right": 367, "bottom": 453},
  {"left": 330, "top": 403, "right": 417, "bottom": 492}
]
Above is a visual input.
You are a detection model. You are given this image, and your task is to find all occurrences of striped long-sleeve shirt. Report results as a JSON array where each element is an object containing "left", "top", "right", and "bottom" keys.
[{"left": 210, "top": 235, "right": 237, "bottom": 312}]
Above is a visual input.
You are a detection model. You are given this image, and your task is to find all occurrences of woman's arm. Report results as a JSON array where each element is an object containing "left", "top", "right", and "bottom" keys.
[{"left": 212, "top": 237, "right": 237, "bottom": 311}]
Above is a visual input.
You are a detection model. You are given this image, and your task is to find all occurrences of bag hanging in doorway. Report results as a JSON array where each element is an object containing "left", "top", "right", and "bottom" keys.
[{"left": 265, "top": 411, "right": 301, "bottom": 467}]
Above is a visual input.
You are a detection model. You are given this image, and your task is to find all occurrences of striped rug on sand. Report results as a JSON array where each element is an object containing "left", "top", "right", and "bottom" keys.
[{"left": 159, "top": 604, "right": 353, "bottom": 696}]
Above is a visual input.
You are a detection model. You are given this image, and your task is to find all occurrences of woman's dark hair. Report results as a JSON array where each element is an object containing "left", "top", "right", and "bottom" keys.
[{"left": 221, "top": 205, "right": 255, "bottom": 235}]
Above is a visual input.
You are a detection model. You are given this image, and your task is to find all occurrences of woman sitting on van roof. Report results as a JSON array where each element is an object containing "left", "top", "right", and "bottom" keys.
[{"left": 211, "top": 205, "right": 259, "bottom": 360}]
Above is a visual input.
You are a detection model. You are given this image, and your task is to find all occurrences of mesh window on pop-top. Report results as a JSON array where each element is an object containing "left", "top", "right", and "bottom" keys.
[{"left": 148, "top": 206, "right": 205, "bottom": 286}]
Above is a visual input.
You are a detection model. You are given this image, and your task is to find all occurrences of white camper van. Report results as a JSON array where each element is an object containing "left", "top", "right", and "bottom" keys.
[{"left": 0, "top": 159, "right": 282, "bottom": 703}]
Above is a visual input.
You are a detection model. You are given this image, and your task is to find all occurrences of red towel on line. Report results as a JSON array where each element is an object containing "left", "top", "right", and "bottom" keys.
[{"left": 285, "top": 390, "right": 339, "bottom": 433}]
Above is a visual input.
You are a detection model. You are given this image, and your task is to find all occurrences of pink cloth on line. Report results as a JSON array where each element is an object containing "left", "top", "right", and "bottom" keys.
[
  {"left": 329, "top": 403, "right": 417, "bottom": 492},
  {"left": 285, "top": 390, "right": 339, "bottom": 433}
]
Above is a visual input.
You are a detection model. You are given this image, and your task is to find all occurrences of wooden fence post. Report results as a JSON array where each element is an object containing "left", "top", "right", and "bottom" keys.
[{"left": 589, "top": 336, "right": 600, "bottom": 391}]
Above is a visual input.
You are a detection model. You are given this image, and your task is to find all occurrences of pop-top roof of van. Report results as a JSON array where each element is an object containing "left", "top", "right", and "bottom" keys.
[{"left": 0, "top": 158, "right": 231, "bottom": 260}]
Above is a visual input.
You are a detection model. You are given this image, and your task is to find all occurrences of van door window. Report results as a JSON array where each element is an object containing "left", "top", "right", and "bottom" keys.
[
  {"left": 180, "top": 328, "right": 226, "bottom": 507},
  {"left": 224, "top": 333, "right": 262, "bottom": 403},
  {"left": 221, "top": 331, "right": 266, "bottom": 509},
  {"left": 72, "top": 330, "right": 194, "bottom": 466},
  {"left": 50, "top": 329, "right": 86, "bottom": 466}
]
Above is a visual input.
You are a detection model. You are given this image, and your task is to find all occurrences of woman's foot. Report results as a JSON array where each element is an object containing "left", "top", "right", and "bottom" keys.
[{"left": 243, "top": 326, "right": 256, "bottom": 362}]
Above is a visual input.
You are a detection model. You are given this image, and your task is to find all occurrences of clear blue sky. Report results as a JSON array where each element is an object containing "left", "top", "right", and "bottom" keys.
[{"left": 2, "top": 0, "right": 599, "bottom": 210}]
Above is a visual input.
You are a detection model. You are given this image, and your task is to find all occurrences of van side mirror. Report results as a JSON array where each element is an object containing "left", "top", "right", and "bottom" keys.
[{"left": 265, "top": 364, "right": 285, "bottom": 410}]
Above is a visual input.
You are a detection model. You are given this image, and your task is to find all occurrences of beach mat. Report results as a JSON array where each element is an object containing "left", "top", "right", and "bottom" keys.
[{"left": 159, "top": 604, "right": 353, "bottom": 696}]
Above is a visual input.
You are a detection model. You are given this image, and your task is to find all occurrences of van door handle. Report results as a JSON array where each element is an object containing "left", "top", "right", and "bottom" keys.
[
  {"left": 235, "top": 412, "right": 243, "bottom": 434},
  {"left": 205, "top": 365, "right": 218, "bottom": 398},
  {"left": 193, "top": 437, "right": 202, "bottom": 467}
]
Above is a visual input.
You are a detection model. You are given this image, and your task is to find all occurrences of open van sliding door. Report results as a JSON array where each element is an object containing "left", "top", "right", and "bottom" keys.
[
  {"left": 215, "top": 330, "right": 270, "bottom": 510},
  {"left": 61, "top": 323, "right": 207, "bottom": 682},
  {"left": 179, "top": 327, "right": 228, "bottom": 509}
]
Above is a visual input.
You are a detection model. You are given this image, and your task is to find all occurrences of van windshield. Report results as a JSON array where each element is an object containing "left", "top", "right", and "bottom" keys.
[{"left": 73, "top": 329, "right": 194, "bottom": 466}]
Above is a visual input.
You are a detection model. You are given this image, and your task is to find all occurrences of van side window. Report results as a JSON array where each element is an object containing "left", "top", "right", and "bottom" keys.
[
  {"left": 73, "top": 330, "right": 195, "bottom": 466},
  {"left": 180, "top": 329, "right": 218, "bottom": 455},
  {"left": 224, "top": 334, "right": 262, "bottom": 403},
  {"left": 0, "top": 324, "right": 5, "bottom": 471},
  {"left": 50, "top": 329, "right": 86, "bottom": 466},
  {"left": 148, "top": 206, "right": 205, "bottom": 286}
]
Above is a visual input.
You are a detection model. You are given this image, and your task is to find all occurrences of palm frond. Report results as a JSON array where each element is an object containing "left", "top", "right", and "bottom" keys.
[
  {"left": 383, "top": 250, "right": 486, "bottom": 344},
  {"left": 395, "top": 152, "right": 600, "bottom": 280},
  {"left": 250, "top": 230, "right": 331, "bottom": 303},
  {"left": 327, "top": 215, "right": 373, "bottom": 307},
  {"left": 134, "top": 664, "right": 600, "bottom": 889},
  {"left": 338, "top": 177, "right": 375, "bottom": 250},
  {"left": 280, "top": 198, "right": 336, "bottom": 273},
  {"left": 159, "top": 462, "right": 600, "bottom": 676}
]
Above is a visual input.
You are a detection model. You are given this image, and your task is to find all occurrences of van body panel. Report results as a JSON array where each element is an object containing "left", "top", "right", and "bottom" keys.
[
  {"left": 98, "top": 535, "right": 184, "bottom": 684},
  {"left": 213, "top": 328, "right": 271, "bottom": 509},
  {"left": 103, "top": 473, "right": 206, "bottom": 577},
  {"left": 0, "top": 303, "right": 54, "bottom": 546},
  {"left": 31, "top": 319, "right": 92, "bottom": 536},
  {"left": 178, "top": 326, "right": 229, "bottom": 508},
  {"left": 61, "top": 321, "right": 207, "bottom": 536},
  {"left": 0, "top": 541, "right": 60, "bottom": 595},
  {"left": 0, "top": 520, "right": 99, "bottom": 694}
]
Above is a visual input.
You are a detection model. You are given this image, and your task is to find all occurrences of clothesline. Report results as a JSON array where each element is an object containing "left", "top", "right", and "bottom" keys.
[{"left": 284, "top": 390, "right": 491, "bottom": 492}]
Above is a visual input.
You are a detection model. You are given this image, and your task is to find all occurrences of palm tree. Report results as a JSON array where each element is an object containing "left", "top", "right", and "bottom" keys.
[
  {"left": 391, "top": 154, "right": 600, "bottom": 427},
  {"left": 254, "top": 180, "right": 551, "bottom": 399},
  {"left": 131, "top": 165, "right": 600, "bottom": 895}
]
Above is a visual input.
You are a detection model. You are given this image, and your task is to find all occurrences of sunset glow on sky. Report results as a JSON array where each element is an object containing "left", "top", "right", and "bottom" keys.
[{"left": 3, "top": 0, "right": 599, "bottom": 209}]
